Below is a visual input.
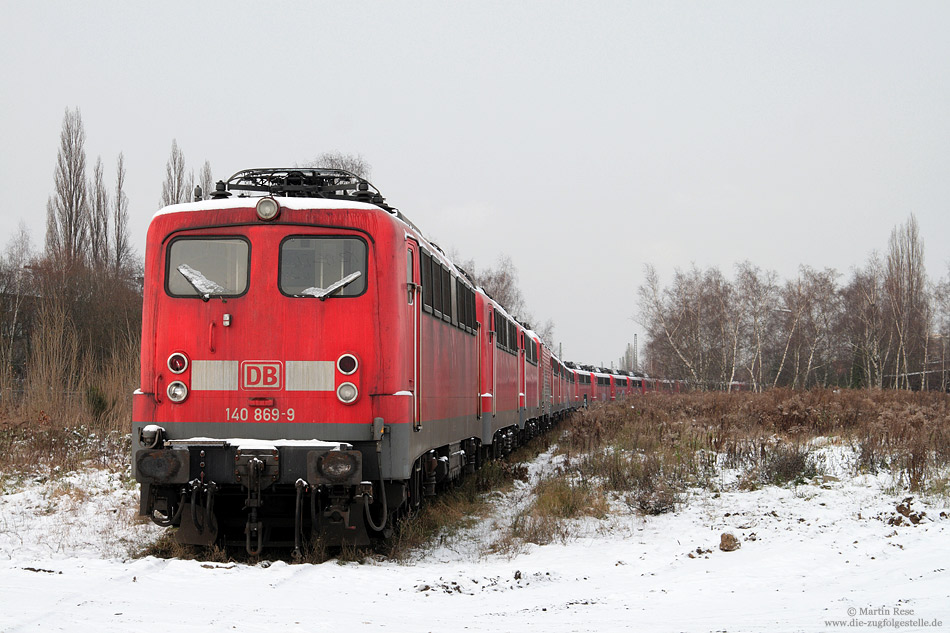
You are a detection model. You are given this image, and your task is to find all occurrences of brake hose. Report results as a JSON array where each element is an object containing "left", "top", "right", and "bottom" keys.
[{"left": 363, "top": 452, "right": 388, "bottom": 532}]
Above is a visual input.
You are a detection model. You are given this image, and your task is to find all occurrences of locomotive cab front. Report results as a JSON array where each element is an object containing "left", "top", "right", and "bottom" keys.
[{"left": 132, "top": 170, "right": 413, "bottom": 553}]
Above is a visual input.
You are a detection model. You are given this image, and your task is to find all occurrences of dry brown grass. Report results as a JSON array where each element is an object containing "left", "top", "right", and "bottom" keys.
[
  {"left": 504, "top": 475, "right": 609, "bottom": 546},
  {"left": 0, "top": 302, "right": 139, "bottom": 482},
  {"left": 562, "top": 389, "right": 950, "bottom": 502},
  {"left": 140, "top": 533, "right": 231, "bottom": 563}
]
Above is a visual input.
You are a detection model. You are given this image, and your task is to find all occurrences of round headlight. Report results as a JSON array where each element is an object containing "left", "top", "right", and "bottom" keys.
[
  {"left": 336, "top": 382, "right": 358, "bottom": 404},
  {"left": 256, "top": 197, "right": 280, "bottom": 221},
  {"left": 167, "top": 381, "right": 188, "bottom": 403},
  {"left": 320, "top": 451, "right": 357, "bottom": 480},
  {"left": 337, "top": 353, "right": 358, "bottom": 375},
  {"left": 167, "top": 352, "right": 189, "bottom": 374}
]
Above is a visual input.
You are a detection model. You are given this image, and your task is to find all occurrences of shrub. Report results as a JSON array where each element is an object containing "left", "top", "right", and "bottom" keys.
[{"left": 761, "top": 443, "right": 821, "bottom": 486}]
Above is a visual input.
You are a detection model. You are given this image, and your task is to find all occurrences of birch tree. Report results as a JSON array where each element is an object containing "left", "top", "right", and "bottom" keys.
[
  {"left": 0, "top": 225, "right": 33, "bottom": 392},
  {"left": 842, "top": 254, "right": 891, "bottom": 389},
  {"left": 637, "top": 265, "right": 703, "bottom": 385},
  {"left": 735, "top": 262, "right": 777, "bottom": 391}
]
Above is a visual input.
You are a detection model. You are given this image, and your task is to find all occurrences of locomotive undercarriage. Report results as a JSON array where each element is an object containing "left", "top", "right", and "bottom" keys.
[
  {"left": 136, "top": 435, "right": 398, "bottom": 555},
  {"left": 145, "top": 480, "right": 385, "bottom": 555},
  {"left": 136, "top": 412, "right": 572, "bottom": 555}
]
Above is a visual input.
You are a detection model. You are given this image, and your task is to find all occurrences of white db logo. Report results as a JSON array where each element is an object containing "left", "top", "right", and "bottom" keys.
[{"left": 241, "top": 361, "right": 282, "bottom": 390}]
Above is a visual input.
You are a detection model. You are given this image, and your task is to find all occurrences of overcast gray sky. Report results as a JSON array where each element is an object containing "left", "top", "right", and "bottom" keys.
[{"left": 3, "top": 1, "right": 949, "bottom": 367}]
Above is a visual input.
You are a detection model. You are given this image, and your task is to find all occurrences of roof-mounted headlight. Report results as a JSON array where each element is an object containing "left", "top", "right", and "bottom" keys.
[{"left": 256, "top": 197, "right": 280, "bottom": 221}]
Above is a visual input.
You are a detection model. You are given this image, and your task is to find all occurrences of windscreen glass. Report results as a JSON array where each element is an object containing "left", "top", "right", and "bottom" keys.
[
  {"left": 280, "top": 237, "right": 367, "bottom": 298},
  {"left": 167, "top": 238, "right": 249, "bottom": 297}
]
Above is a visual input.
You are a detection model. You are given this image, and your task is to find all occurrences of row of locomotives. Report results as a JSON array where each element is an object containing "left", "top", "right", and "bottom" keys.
[
  {"left": 132, "top": 168, "right": 578, "bottom": 556},
  {"left": 560, "top": 365, "right": 658, "bottom": 402},
  {"left": 567, "top": 365, "right": 619, "bottom": 404}
]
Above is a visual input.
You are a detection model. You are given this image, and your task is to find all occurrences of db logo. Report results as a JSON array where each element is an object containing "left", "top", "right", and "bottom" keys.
[{"left": 241, "top": 361, "right": 282, "bottom": 390}]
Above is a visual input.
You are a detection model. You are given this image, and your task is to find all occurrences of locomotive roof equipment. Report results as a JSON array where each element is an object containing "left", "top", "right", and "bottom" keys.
[{"left": 212, "top": 167, "right": 392, "bottom": 208}]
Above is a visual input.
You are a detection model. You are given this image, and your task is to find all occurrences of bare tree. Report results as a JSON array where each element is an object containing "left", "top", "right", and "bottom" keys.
[
  {"left": 184, "top": 170, "right": 195, "bottom": 203},
  {"left": 637, "top": 265, "right": 703, "bottom": 385},
  {"left": 46, "top": 107, "right": 89, "bottom": 266},
  {"left": 474, "top": 254, "right": 527, "bottom": 317},
  {"left": 534, "top": 318, "right": 556, "bottom": 347},
  {"left": 112, "top": 153, "right": 131, "bottom": 276},
  {"left": 161, "top": 139, "right": 188, "bottom": 207},
  {"left": 306, "top": 152, "right": 371, "bottom": 178},
  {"left": 770, "top": 276, "right": 806, "bottom": 388},
  {"left": 934, "top": 268, "right": 950, "bottom": 392},
  {"left": 88, "top": 156, "right": 110, "bottom": 268},
  {"left": 452, "top": 249, "right": 553, "bottom": 344},
  {"left": 801, "top": 267, "right": 842, "bottom": 387},
  {"left": 0, "top": 224, "right": 33, "bottom": 394},
  {"left": 199, "top": 161, "right": 213, "bottom": 200},
  {"left": 735, "top": 262, "right": 778, "bottom": 391},
  {"left": 842, "top": 253, "right": 891, "bottom": 389},
  {"left": 884, "top": 215, "right": 928, "bottom": 388},
  {"left": 703, "top": 267, "right": 742, "bottom": 389}
]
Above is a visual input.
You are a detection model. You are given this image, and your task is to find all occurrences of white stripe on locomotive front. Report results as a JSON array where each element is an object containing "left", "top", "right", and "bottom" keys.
[
  {"left": 285, "top": 361, "right": 335, "bottom": 391},
  {"left": 191, "top": 360, "right": 239, "bottom": 391},
  {"left": 189, "top": 360, "right": 337, "bottom": 391}
]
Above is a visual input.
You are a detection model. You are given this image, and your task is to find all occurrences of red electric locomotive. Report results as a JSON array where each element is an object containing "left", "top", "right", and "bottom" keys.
[{"left": 132, "top": 169, "right": 575, "bottom": 554}]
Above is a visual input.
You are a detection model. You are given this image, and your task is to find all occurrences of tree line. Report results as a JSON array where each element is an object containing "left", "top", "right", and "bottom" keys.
[{"left": 637, "top": 215, "right": 949, "bottom": 391}]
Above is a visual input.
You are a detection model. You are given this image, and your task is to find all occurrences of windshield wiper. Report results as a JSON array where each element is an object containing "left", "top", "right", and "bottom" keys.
[
  {"left": 177, "top": 264, "right": 226, "bottom": 301},
  {"left": 297, "top": 271, "right": 362, "bottom": 300}
]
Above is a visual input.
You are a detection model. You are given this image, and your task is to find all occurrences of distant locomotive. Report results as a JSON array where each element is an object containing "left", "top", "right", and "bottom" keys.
[{"left": 131, "top": 169, "right": 650, "bottom": 554}]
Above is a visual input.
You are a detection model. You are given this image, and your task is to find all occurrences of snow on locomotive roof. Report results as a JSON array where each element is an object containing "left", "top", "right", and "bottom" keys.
[{"left": 152, "top": 196, "right": 383, "bottom": 219}]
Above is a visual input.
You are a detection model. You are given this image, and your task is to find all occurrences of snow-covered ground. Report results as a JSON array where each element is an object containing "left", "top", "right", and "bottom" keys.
[{"left": 1, "top": 445, "right": 949, "bottom": 633}]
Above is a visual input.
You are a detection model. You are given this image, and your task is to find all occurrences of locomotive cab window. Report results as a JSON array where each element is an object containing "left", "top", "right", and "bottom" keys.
[
  {"left": 280, "top": 237, "right": 367, "bottom": 298},
  {"left": 167, "top": 237, "right": 250, "bottom": 298}
]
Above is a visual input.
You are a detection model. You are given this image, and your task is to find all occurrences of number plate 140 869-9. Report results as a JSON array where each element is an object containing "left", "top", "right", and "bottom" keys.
[{"left": 225, "top": 407, "right": 295, "bottom": 422}]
